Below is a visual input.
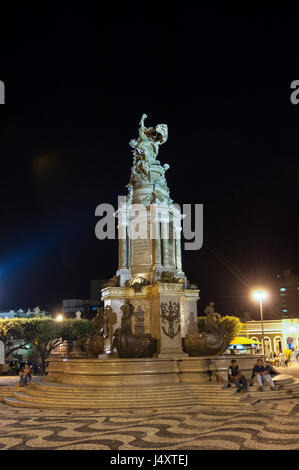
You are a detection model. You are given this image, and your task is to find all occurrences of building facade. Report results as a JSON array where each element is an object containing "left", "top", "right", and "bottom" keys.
[
  {"left": 243, "top": 318, "right": 299, "bottom": 356},
  {"left": 277, "top": 269, "right": 299, "bottom": 318},
  {"left": 0, "top": 306, "right": 48, "bottom": 319}
]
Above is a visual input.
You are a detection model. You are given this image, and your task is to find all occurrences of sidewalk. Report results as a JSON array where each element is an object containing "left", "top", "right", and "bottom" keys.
[{"left": 276, "top": 362, "right": 299, "bottom": 379}]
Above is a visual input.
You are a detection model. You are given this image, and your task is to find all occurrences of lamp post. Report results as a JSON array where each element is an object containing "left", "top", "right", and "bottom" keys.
[{"left": 253, "top": 291, "right": 268, "bottom": 356}]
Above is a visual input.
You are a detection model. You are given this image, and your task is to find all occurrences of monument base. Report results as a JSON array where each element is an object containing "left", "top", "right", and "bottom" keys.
[
  {"left": 101, "top": 283, "right": 200, "bottom": 358},
  {"left": 45, "top": 355, "right": 264, "bottom": 386}
]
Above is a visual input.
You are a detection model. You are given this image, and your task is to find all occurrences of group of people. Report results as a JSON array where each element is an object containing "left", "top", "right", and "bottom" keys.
[
  {"left": 228, "top": 359, "right": 279, "bottom": 393},
  {"left": 267, "top": 352, "right": 290, "bottom": 368}
]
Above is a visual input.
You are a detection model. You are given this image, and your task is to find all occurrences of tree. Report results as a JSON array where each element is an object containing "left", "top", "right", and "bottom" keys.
[
  {"left": 0, "top": 318, "right": 92, "bottom": 372},
  {"left": 22, "top": 318, "right": 92, "bottom": 372},
  {"left": 0, "top": 318, "right": 30, "bottom": 356},
  {"left": 218, "top": 316, "right": 242, "bottom": 342},
  {"left": 198, "top": 315, "right": 242, "bottom": 343}
]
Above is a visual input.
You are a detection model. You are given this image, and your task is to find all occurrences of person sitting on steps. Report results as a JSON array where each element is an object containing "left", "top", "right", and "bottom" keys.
[
  {"left": 227, "top": 359, "right": 248, "bottom": 393},
  {"left": 19, "top": 362, "right": 32, "bottom": 387},
  {"left": 252, "top": 359, "right": 279, "bottom": 392}
]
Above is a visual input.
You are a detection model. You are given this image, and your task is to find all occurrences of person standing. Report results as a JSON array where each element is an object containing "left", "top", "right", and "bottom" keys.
[{"left": 279, "top": 351, "right": 285, "bottom": 367}]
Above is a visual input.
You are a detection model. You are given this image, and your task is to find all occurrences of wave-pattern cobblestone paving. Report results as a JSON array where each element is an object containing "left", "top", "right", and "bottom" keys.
[{"left": 0, "top": 400, "right": 299, "bottom": 450}]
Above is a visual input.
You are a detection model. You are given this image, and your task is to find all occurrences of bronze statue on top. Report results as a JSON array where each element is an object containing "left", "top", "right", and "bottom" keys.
[{"left": 128, "top": 114, "right": 170, "bottom": 186}]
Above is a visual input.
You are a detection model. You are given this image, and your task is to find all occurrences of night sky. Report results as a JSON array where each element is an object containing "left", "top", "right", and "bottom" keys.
[{"left": 0, "top": 5, "right": 298, "bottom": 317}]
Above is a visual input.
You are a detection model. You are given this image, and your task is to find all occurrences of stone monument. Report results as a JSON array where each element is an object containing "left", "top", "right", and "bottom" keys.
[
  {"left": 102, "top": 114, "right": 200, "bottom": 358},
  {"left": 45, "top": 115, "right": 264, "bottom": 387}
]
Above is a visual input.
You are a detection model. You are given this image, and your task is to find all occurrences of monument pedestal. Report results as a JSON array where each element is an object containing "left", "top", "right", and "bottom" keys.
[
  {"left": 45, "top": 354, "right": 265, "bottom": 386},
  {"left": 102, "top": 283, "right": 199, "bottom": 358}
]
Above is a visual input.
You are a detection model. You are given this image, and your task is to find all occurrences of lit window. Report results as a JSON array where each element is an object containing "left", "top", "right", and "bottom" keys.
[
  {"left": 280, "top": 288, "right": 286, "bottom": 292},
  {"left": 282, "top": 309, "right": 288, "bottom": 313}
]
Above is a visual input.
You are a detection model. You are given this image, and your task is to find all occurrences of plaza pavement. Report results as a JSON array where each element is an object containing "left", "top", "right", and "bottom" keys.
[{"left": 0, "top": 369, "right": 299, "bottom": 450}]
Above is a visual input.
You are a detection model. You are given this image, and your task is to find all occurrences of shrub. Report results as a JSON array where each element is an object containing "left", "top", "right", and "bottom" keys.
[
  {"left": 198, "top": 314, "right": 242, "bottom": 343},
  {"left": 218, "top": 316, "right": 242, "bottom": 342}
]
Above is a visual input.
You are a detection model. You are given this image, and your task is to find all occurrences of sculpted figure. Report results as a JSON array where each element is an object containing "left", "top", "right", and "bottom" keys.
[
  {"left": 129, "top": 113, "right": 168, "bottom": 164},
  {"left": 184, "top": 302, "right": 230, "bottom": 357},
  {"left": 120, "top": 300, "right": 134, "bottom": 330},
  {"left": 128, "top": 114, "right": 168, "bottom": 185},
  {"left": 158, "top": 271, "right": 184, "bottom": 284},
  {"left": 125, "top": 275, "right": 148, "bottom": 292},
  {"left": 105, "top": 306, "right": 117, "bottom": 347},
  {"left": 204, "top": 301, "right": 218, "bottom": 324},
  {"left": 85, "top": 306, "right": 117, "bottom": 358},
  {"left": 113, "top": 300, "right": 156, "bottom": 358},
  {"left": 85, "top": 308, "right": 105, "bottom": 357}
]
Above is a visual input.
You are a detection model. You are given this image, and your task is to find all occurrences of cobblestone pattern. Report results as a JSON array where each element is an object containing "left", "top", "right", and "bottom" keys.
[{"left": 0, "top": 400, "right": 298, "bottom": 450}]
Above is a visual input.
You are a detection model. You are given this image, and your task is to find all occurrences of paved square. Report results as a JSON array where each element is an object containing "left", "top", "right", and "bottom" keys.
[{"left": 1, "top": 367, "right": 299, "bottom": 450}]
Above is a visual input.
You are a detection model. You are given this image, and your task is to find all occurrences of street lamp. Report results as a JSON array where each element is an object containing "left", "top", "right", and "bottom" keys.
[
  {"left": 55, "top": 314, "right": 64, "bottom": 322},
  {"left": 253, "top": 290, "right": 268, "bottom": 356}
]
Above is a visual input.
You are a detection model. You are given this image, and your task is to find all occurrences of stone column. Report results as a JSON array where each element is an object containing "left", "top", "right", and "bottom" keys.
[
  {"left": 118, "top": 222, "right": 127, "bottom": 270},
  {"left": 175, "top": 227, "right": 182, "bottom": 271},
  {"left": 155, "top": 221, "right": 162, "bottom": 266},
  {"left": 161, "top": 221, "right": 169, "bottom": 266}
]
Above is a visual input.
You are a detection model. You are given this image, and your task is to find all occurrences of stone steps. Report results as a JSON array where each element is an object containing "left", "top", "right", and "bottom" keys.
[
  {"left": 4, "top": 394, "right": 245, "bottom": 409},
  {"left": 3, "top": 396, "right": 249, "bottom": 409},
  {"left": 13, "top": 391, "right": 240, "bottom": 404},
  {"left": 3, "top": 381, "right": 245, "bottom": 409},
  {"left": 22, "top": 392, "right": 195, "bottom": 401},
  {"left": 34, "top": 383, "right": 226, "bottom": 392},
  {"left": 0, "top": 387, "right": 16, "bottom": 401},
  {"left": 247, "top": 389, "right": 299, "bottom": 399},
  {"left": 25, "top": 388, "right": 234, "bottom": 398},
  {"left": 3, "top": 375, "right": 299, "bottom": 410},
  {"left": 5, "top": 394, "right": 198, "bottom": 409},
  {"left": 278, "top": 382, "right": 299, "bottom": 390}
]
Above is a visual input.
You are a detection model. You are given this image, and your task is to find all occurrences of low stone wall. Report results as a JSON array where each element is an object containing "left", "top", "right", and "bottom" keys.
[
  {"left": 45, "top": 354, "right": 265, "bottom": 386},
  {"left": 210, "top": 354, "right": 265, "bottom": 382},
  {"left": 0, "top": 364, "right": 9, "bottom": 374}
]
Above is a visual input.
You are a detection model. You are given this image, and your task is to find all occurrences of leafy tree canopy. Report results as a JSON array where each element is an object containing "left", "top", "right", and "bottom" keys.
[
  {"left": 0, "top": 318, "right": 92, "bottom": 371},
  {"left": 198, "top": 315, "right": 242, "bottom": 343}
]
